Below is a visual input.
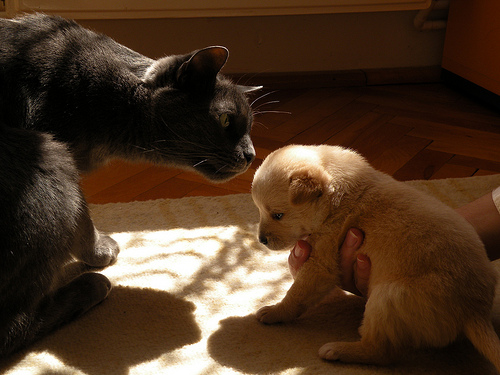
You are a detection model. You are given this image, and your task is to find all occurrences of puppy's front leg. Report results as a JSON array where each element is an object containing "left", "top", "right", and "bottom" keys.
[{"left": 257, "top": 259, "right": 338, "bottom": 324}]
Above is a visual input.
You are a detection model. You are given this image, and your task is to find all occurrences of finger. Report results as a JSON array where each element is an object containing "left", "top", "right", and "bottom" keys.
[
  {"left": 339, "top": 229, "right": 363, "bottom": 294},
  {"left": 288, "top": 240, "right": 311, "bottom": 279},
  {"left": 354, "top": 253, "right": 371, "bottom": 297}
]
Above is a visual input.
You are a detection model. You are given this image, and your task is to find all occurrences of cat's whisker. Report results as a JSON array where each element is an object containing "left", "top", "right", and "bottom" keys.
[
  {"left": 156, "top": 117, "right": 223, "bottom": 151},
  {"left": 192, "top": 159, "right": 208, "bottom": 168},
  {"left": 250, "top": 90, "right": 278, "bottom": 107},
  {"left": 132, "top": 145, "right": 155, "bottom": 153},
  {"left": 215, "top": 164, "right": 229, "bottom": 174},
  {"left": 234, "top": 73, "right": 251, "bottom": 86},
  {"left": 252, "top": 100, "right": 280, "bottom": 111},
  {"left": 235, "top": 70, "right": 271, "bottom": 86},
  {"left": 252, "top": 121, "right": 268, "bottom": 130},
  {"left": 253, "top": 110, "right": 292, "bottom": 116},
  {"left": 135, "top": 138, "right": 239, "bottom": 166}
]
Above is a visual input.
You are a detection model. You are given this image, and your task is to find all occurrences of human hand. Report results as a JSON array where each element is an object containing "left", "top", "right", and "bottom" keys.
[
  {"left": 338, "top": 228, "right": 369, "bottom": 296},
  {"left": 288, "top": 229, "right": 370, "bottom": 297},
  {"left": 288, "top": 240, "right": 310, "bottom": 279}
]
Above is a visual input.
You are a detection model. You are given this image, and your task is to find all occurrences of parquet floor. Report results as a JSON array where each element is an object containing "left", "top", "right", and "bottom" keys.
[{"left": 81, "top": 83, "right": 500, "bottom": 204}]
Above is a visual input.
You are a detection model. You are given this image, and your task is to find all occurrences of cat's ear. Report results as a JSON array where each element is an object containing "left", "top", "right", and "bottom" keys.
[
  {"left": 237, "top": 85, "right": 263, "bottom": 93},
  {"left": 176, "top": 46, "right": 228, "bottom": 92}
]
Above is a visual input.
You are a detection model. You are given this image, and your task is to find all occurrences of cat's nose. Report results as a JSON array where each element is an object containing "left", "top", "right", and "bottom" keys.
[
  {"left": 259, "top": 235, "right": 268, "bottom": 245},
  {"left": 244, "top": 143, "right": 256, "bottom": 165},
  {"left": 244, "top": 150, "right": 255, "bottom": 164}
]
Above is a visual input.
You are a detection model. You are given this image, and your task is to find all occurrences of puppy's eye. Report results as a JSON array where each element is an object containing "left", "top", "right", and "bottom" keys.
[
  {"left": 272, "top": 213, "right": 284, "bottom": 221},
  {"left": 219, "top": 113, "right": 230, "bottom": 128}
]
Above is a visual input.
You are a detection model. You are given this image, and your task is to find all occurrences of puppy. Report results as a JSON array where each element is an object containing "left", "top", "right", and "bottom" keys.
[{"left": 251, "top": 144, "right": 500, "bottom": 371}]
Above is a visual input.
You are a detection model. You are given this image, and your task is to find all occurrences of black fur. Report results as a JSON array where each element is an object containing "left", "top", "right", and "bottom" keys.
[
  {"left": 0, "top": 13, "right": 258, "bottom": 356},
  {"left": 0, "top": 124, "right": 118, "bottom": 356},
  {"left": 0, "top": 13, "right": 256, "bottom": 179}
]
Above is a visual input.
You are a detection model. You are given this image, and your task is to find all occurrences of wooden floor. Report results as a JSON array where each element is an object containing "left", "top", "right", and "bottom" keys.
[{"left": 81, "top": 83, "right": 500, "bottom": 205}]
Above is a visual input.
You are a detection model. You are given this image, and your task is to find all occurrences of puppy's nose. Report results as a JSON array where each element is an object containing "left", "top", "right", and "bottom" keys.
[{"left": 259, "top": 235, "right": 268, "bottom": 245}]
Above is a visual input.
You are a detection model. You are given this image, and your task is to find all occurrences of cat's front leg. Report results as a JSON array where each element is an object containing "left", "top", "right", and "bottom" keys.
[
  {"left": 91, "top": 230, "right": 120, "bottom": 267},
  {"left": 256, "top": 259, "right": 338, "bottom": 324},
  {"left": 71, "top": 207, "right": 119, "bottom": 268}
]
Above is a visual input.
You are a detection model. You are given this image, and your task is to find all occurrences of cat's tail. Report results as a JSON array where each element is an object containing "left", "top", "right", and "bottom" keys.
[{"left": 464, "top": 318, "right": 500, "bottom": 373}]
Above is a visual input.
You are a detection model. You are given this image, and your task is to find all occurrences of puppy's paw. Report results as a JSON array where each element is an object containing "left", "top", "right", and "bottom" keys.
[
  {"left": 319, "top": 340, "right": 393, "bottom": 365},
  {"left": 319, "top": 342, "right": 342, "bottom": 361},
  {"left": 256, "top": 305, "right": 285, "bottom": 324}
]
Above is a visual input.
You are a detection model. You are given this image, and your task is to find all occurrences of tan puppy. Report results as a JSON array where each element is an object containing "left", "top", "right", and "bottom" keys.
[{"left": 252, "top": 144, "right": 500, "bottom": 371}]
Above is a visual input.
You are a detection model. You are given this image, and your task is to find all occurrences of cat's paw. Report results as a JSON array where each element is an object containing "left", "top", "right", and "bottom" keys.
[
  {"left": 56, "top": 272, "right": 112, "bottom": 321},
  {"left": 79, "top": 272, "right": 112, "bottom": 306},
  {"left": 91, "top": 233, "right": 120, "bottom": 267}
]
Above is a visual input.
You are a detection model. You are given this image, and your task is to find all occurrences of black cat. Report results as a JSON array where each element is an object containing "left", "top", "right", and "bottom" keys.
[
  {"left": 0, "top": 124, "right": 119, "bottom": 356},
  {"left": 0, "top": 13, "right": 258, "bottom": 356},
  {"left": 0, "top": 13, "right": 257, "bottom": 178}
]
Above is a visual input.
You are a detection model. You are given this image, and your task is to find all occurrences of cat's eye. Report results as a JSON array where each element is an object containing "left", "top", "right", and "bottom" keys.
[
  {"left": 272, "top": 213, "right": 284, "bottom": 221},
  {"left": 219, "top": 113, "right": 230, "bottom": 128}
]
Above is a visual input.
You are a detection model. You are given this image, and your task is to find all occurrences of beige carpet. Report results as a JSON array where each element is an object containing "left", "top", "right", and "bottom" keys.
[{"left": 1, "top": 174, "right": 500, "bottom": 375}]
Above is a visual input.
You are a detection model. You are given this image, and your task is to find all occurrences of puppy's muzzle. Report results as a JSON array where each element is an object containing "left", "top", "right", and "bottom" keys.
[{"left": 258, "top": 235, "right": 268, "bottom": 245}]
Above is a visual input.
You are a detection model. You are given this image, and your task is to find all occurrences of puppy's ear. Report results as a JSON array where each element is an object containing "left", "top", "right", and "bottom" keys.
[{"left": 289, "top": 168, "right": 330, "bottom": 205}]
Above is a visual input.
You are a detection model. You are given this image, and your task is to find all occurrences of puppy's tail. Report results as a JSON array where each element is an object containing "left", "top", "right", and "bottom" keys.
[{"left": 464, "top": 318, "right": 500, "bottom": 373}]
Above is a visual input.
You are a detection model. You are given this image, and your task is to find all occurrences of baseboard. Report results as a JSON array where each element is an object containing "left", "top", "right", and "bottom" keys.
[
  {"left": 442, "top": 69, "right": 500, "bottom": 112},
  {"left": 228, "top": 65, "right": 442, "bottom": 89}
]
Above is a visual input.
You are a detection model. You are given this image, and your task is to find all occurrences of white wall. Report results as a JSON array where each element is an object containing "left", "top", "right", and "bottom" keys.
[{"left": 78, "top": 11, "right": 445, "bottom": 74}]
